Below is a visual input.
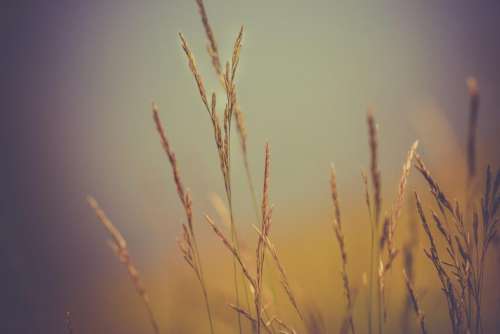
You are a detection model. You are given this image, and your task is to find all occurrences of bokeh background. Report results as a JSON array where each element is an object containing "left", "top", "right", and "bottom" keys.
[{"left": 2, "top": 0, "right": 500, "bottom": 333}]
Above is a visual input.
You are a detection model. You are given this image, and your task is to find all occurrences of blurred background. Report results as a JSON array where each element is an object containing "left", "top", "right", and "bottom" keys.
[{"left": 2, "top": 0, "right": 500, "bottom": 333}]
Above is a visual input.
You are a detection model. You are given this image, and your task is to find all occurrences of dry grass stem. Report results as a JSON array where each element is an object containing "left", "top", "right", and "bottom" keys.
[
  {"left": 195, "top": 0, "right": 222, "bottom": 78},
  {"left": 366, "top": 109, "right": 382, "bottom": 334},
  {"left": 252, "top": 225, "right": 304, "bottom": 322},
  {"left": 401, "top": 197, "right": 419, "bottom": 332},
  {"left": 179, "top": 33, "right": 211, "bottom": 113},
  {"left": 414, "top": 154, "right": 454, "bottom": 215},
  {"left": 87, "top": 196, "right": 160, "bottom": 334},
  {"left": 152, "top": 104, "right": 214, "bottom": 333},
  {"left": 229, "top": 304, "right": 273, "bottom": 334},
  {"left": 367, "top": 109, "right": 382, "bottom": 226},
  {"left": 205, "top": 214, "right": 256, "bottom": 289},
  {"left": 403, "top": 270, "right": 427, "bottom": 334},
  {"left": 179, "top": 22, "right": 248, "bottom": 333},
  {"left": 330, "top": 164, "right": 356, "bottom": 334},
  {"left": 387, "top": 140, "right": 419, "bottom": 262},
  {"left": 256, "top": 143, "right": 271, "bottom": 334}
]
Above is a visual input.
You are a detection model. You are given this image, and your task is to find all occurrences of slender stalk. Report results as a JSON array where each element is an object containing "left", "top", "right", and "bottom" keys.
[
  {"left": 178, "top": 30, "right": 248, "bottom": 332},
  {"left": 366, "top": 109, "right": 382, "bottom": 334},
  {"left": 403, "top": 270, "right": 427, "bottom": 334},
  {"left": 87, "top": 197, "right": 160, "bottom": 334},
  {"left": 369, "top": 225, "right": 375, "bottom": 334},
  {"left": 152, "top": 105, "right": 214, "bottom": 334},
  {"left": 362, "top": 170, "right": 374, "bottom": 334},
  {"left": 330, "top": 165, "right": 356, "bottom": 334},
  {"left": 228, "top": 196, "right": 244, "bottom": 334}
]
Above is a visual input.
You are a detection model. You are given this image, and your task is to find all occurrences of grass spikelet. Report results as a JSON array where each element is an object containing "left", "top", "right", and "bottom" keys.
[
  {"left": 414, "top": 154, "right": 454, "bottom": 214},
  {"left": 87, "top": 196, "right": 160, "bottom": 334},
  {"left": 367, "top": 109, "right": 382, "bottom": 226},
  {"left": 179, "top": 32, "right": 211, "bottom": 113},
  {"left": 390, "top": 141, "right": 419, "bottom": 240},
  {"left": 361, "top": 170, "right": 373, "bottom": 223},
  {"left": 378, "top": 257, "right": 386, "bottom": 324},
  {"left": 366, "top": 109, "right": 382, "bottom": 334},
  {"left": 381, "top": 140, "right": 419, "bottom": 272},
  {"left": 403, "top": 270, "right": 427, "bottom": 334},
  {"left": 195, "top": 0, "right": 222, "bottom": 78}
]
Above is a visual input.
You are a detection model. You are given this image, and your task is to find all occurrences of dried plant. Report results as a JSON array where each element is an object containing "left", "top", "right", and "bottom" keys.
[
  {"left": 179, "top": 25, "right": 247, "bottom": 332},
  {"left": 401, "top": 197, "right": 419, "bottom": 332},
  {"left": 255, "top": 143, "right": 271, "bottom": 334},
  {"left": 367, "top": 109, "right": 382, "bottom": 226},
  {"left": 329, "top": 164, "right": 356, "bottom": 334},
  {"left": 365, "top": 109, "right": 382, "bottom": 334},
  {"left": 414, "top": 160, "right": 499, "bottom": 334},
  {"left": 386, "top": 140, "right": 419, "bottom": 268},
  {"left": 152, "top": 104, "right": 214, "bottom": 333},
  {"left": 87, "top": 196, "right": 160, "bottom": 334},
  {"left": 195, "top": 0, "right": 222, "bottom": 79},
  {"left": 252, "top": 225, "right": 304, "bottom": 322},
  {"left": 193, "top": 0, "right": 258, "bottom": 227},
  {"left": 79, "top": 1, "right": 500, "bottom": 333},
  {"left": 403, "top": 270, "right": 427, "bottom": 334}
]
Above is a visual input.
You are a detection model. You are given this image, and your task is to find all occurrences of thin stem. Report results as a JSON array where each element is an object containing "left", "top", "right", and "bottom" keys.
[
  {"left": 243, "top": 155, "right": 261, "bottom": 225},
  {"left": 196, "top": 269, "right": 215, "bottom": 334},
  {"left": 227, "top": 193, "right": 244, "bottom": 334},
  {"left": 369, "top": 220, "right": 374, "bottom": 334}
]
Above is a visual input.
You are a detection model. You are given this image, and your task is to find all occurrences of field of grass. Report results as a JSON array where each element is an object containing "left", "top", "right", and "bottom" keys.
[{"left": 81, "top": 1, "right": 500, "bottom": 333}]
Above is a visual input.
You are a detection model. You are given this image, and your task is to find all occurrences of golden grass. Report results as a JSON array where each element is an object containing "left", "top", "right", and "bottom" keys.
[{"left": 82, "top": 1, "right": 500, "bottom": 333}]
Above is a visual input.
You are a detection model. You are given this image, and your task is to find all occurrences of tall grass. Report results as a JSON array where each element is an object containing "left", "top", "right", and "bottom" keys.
[{"left": 82, "top": 1, "right": 499, "bottom": 333}]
